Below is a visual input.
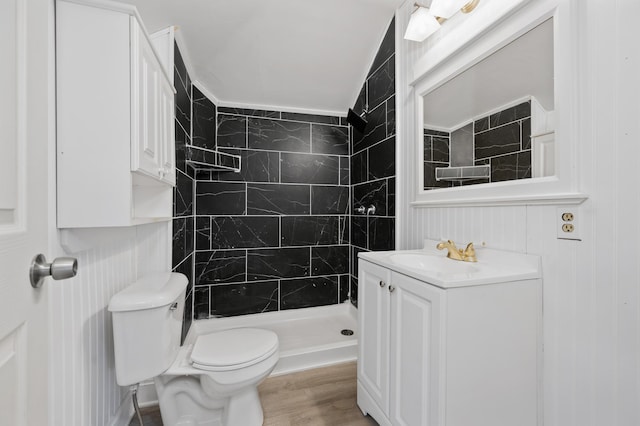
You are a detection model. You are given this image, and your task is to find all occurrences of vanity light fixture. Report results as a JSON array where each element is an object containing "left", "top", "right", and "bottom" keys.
[
  {"left": 404, "top": 0, "right": 480, "bottom": 42},
  {"left": 430, "top": 0, "right": 479, "bottom": 19},
  {"left": 404, "top": 6, "right": 441, "bottom": 42}
]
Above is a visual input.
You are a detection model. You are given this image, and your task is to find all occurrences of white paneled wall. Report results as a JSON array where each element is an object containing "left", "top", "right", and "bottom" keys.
[
  {"left": 48, "top": 222, "right": 170, "bottom": 426},
  {"left": 396, "top": 1, "right": 640, "bottom": 425}
]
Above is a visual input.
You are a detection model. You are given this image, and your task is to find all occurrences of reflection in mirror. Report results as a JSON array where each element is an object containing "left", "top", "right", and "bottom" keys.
[{"left": 422, "top": 19, "right": 554, "bottom": 191}]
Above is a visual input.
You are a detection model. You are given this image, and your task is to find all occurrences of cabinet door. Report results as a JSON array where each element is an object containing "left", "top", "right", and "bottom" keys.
[
  {"left": 389, "top": 273, "right": 445, "bottom": 426},
  {"left": 358, "top": 260, "right": 391, "bottom": 414},
  {"left": 158, "top": 78, "right": 176, "bottom": 185},
  {"left": 131, "top": 19, "right": 163, "bottom": 180}
]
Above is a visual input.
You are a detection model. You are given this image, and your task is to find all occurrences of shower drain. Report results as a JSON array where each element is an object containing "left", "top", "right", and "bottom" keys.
[{"left": 341, "top": 329, "right": 354, "bottom": 336}]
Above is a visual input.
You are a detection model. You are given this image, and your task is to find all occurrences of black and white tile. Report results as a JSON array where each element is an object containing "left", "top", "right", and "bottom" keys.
[
  {"left": 281, "top": 216, "right": 339, "bottom": 246},
  {"left": 209, "top": 281, "right": 279, "bottom": 317},
  {"left": 348, "top": 18, "right": 396, "bottom": 307},
  {"left": 248, "top": 118, "right": 311, "bottom": 152},
  {"left": 192, "top": 107, "right": 351, "bottom": 317},
  {"left": 280, "top": 153, "right": 340, "bottom": 185},
  {"left": 246, "top": 183, "right": 311, "bottom": 215},
  {"left": 280, "top": 276, "right": 339, "bottom": 310},
  {"left": 192, "top": 86, "right": 216, "bottom": 150},
  {"left": 172, "top": 43, "right": 195, "bottom": 343},
  {"left": 247, "top": 247, "right": 311, "bottom": 281},
  {"left": 175, "top": 18, "right": 399, "bottom": 317},
  {"left": 423, "top": 101, "right": 533, "bottom": 189}
]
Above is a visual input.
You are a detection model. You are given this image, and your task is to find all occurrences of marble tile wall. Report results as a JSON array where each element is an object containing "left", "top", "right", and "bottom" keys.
[
  {"left": 193, "top": 108, "right": 351, "bottom": 318},
  {"left": 423, "top": 128, "right": 452, "bottom": 189},
  {"left": 471, "top": 101, "right": 531, "bottom": 183},
  {"left": 423, "top": 101, "right": 532, "bottom": 188},
  {"left": 172, "top": 43, "right": 195, "bottom": 341},
  {"left": 174, "top": 19, "right": 398, "bottom": 319},
  {"left": 349, "top": 18, "right": 396, "bottom": 306}
]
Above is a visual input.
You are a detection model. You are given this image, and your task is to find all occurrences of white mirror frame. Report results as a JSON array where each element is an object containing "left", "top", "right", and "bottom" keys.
[{"left": 410, "top": 0, "right": 587, "bottom": 207}]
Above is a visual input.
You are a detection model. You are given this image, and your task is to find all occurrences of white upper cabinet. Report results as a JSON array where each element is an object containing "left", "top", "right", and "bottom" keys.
[
  {"left": 56, "top": 0, "right": 176, "bottom": 228},
  {"left": 158, "top": 76, "right": 176, "bottom": 186},
  {"left": 131, "top": 19, "right": 175, "bottom": 185}
]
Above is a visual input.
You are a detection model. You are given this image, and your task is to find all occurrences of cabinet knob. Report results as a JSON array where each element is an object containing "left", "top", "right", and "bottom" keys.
[
  {"left": 379, "top": 280, "right": 386, "bottom": 288},
  {"left": 388, "top": 285, "right": 396, "bottom": 293}
]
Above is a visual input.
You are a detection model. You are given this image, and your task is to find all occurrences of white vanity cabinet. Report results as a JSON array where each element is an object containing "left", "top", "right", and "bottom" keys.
[
  {"left": 358, "top": 249, "right": 541, "bottom": 426},
  {"left": 56, "top": 0, "right": 175, "bottom": 228}
]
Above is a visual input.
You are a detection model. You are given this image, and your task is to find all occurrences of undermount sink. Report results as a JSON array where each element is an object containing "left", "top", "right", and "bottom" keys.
[{"left": 359, "top": 239, "right": 541, "bottom": 288}]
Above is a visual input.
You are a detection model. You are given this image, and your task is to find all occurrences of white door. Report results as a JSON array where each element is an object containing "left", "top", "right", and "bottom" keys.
[
  {"left": 0, "top": 0, "right": 54, "bottom": 425},
  {"left": 389, "top": 273, "right": 444, "bottom": 426}
]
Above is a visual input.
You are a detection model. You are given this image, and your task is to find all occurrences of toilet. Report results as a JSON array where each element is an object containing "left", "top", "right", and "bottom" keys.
[{"left": 108, "top": 272, "right": 279, "bottom": 426}]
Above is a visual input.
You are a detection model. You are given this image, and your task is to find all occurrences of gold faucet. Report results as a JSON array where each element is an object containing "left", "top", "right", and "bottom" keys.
[{"left": 436, "top": 240, "right": 477, "bottom": 262}]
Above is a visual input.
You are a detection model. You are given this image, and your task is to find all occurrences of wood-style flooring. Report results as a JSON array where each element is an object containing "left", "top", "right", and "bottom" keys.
[{"left": 129, "top": 362, "right": 378, "bottom": 426}]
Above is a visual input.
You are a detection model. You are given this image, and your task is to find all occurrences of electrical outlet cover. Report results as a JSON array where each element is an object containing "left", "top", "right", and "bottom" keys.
[{"left": 557, "top": 207, "right": 581, "bottom": 240}]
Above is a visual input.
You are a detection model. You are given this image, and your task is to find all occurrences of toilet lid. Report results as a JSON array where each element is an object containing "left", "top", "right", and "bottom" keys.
[{"left": 191, "top": 328, "right": 279, "bottom": 371}]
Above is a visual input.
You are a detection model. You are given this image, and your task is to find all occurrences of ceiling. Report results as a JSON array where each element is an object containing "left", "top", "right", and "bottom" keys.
[
  {"left": 119, "top": 0, "right": 402, "bottom": 115},
  {"left": 423, "top": 18, "right": 554, "bottom": 130}
]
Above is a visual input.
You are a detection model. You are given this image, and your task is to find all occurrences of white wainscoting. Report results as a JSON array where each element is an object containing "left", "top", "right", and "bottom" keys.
[
  {"left": 48, "top": 222, "right": 170, "bottom": 426},
  {"left": 396, "top": 1, "right": 640, "bottom": 425}
]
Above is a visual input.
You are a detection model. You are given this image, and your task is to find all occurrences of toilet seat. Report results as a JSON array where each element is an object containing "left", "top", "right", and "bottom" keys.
[{"left": 191, "top": 328, "right": 278, "bottom": 372}]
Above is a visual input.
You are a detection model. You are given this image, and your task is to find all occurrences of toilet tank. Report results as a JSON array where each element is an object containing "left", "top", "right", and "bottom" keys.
[{"left": 108, "top": 272, "right": 188, "bottom": 386}]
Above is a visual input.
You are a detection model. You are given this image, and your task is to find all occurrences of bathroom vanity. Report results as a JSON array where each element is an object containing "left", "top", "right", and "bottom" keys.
[{"left": 357, "top": 242, "right": 542, "bottom": 426}]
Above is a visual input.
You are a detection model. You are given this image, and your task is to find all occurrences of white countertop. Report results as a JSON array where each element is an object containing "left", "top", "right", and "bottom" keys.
[{"left": 358, "top": 240, "right": 541, "bottom": 289}]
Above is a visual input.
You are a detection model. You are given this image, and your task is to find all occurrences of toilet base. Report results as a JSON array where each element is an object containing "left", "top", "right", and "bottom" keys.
[
  {"left": 154, "top": 375, "right": 266, "bottom": 426},
  {"left": 224, "top": 387, "right": 264, "bottom": 426},
  {"left": 155, "top": 375, "right": 225, "bottom": 426}
]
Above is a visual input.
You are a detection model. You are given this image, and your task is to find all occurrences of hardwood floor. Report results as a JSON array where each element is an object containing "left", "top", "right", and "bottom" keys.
[
  {"left": 129, "top": 362, "right": 378, "bottom": 426},
  {"left": 259, "top": 362, "right": 377, "bottom": 426}
]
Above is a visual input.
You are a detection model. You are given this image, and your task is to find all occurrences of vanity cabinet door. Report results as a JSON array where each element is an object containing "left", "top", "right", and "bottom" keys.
[
  {"left": 131, "top": 18, "right": 163, "bottom": 181},
  {"left": 158, "top": 78, "right": 176, "bottom": 185},
  {"left": 389, "top": 273, "right": 444, "bottom": 426},
  {"left": 358, "top": 260, "right": 392, "bottom": 415}
]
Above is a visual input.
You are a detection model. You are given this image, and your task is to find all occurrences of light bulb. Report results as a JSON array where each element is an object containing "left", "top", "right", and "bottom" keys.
[
  {"left": 404, "top": 7, "right": 441, "bottom": 42},
  {"left": 429, "top": 0, "right": 469, "bottom": 19}
]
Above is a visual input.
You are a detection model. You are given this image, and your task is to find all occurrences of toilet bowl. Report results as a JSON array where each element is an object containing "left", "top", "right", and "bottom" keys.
[{"left": 108, "top": 273, "right": 279, "bottom": 426}]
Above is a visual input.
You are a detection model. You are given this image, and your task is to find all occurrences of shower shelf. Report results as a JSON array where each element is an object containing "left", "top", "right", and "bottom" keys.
[
  {"left": 435, "top": 165, "right": 490, "bottom": 181},
  {"left": 185, "top": 146, "right": 241, "bottom": 172}
]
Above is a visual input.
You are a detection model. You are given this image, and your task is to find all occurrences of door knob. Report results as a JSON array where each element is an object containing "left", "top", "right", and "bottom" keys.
[
  {"left": 30, "top": 254, "right": 78, "bottom": 288},
  {"left": 388, "top": 285, "right": 396, "bottom": 293}
]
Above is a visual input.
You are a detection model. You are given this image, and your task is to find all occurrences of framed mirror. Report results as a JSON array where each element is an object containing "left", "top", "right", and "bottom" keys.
[
  {"left": 423, "top": 19, "right": 553, "bottom": 190},
  {"left": 410, "top": 0, "right": 587, "bottom": 207}
]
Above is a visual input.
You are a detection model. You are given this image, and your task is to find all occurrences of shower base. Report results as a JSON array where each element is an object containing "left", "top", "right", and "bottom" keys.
[{"left": 189, "top": 302, "right": 358, "bottom": 376}]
